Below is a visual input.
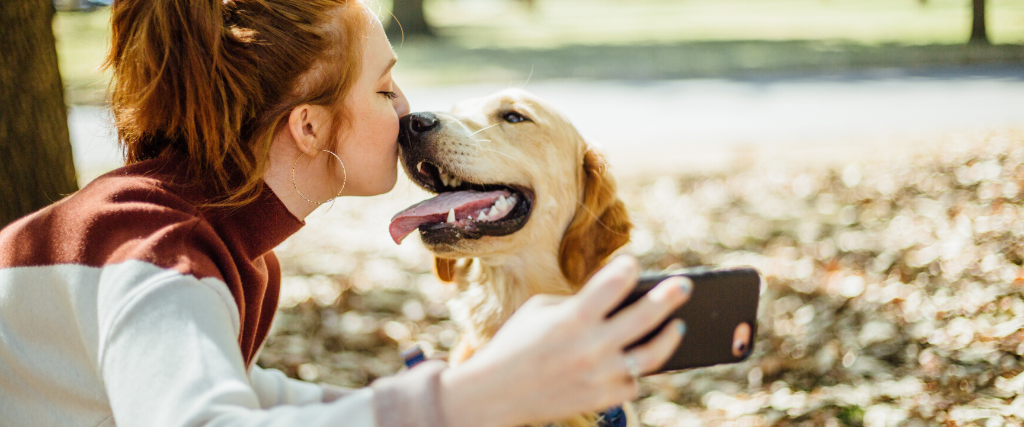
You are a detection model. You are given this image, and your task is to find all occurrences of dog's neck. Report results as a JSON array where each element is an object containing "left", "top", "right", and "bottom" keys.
[{"left": 451, "top": 243, "right": 577, "bottom": 347}]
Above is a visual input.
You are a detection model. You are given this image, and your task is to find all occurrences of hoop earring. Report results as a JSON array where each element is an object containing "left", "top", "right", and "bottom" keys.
[{"left": 291, "top": 149, "right": 348, "bottom": 205}]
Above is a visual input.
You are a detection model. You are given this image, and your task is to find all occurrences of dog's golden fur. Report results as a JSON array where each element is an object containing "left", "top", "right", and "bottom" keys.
[{"left": 409, "top": 89, "right": 632, "bottom": 427}]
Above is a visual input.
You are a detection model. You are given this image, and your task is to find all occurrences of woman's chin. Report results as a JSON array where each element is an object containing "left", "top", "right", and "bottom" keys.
[
  {"left": 374, "top": 170, "right": 399, "bottom": 194},
  {"left": 344, "top": 174, "right": 398, "bottom": 197}
]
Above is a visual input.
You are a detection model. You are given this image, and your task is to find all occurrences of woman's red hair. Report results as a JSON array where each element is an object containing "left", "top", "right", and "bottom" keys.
[{"left": 104, "top": 0, "right": 370, "bottom": 206}]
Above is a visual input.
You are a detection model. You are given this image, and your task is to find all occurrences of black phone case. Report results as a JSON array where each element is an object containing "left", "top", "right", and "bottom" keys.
[{"left": 608, "top": 266, "right": 762, "bottom": 373}]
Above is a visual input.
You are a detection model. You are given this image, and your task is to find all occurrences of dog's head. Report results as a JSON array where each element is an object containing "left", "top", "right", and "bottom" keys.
[{"left": 389, "top": 89, "right": 630, "bottom": 286}]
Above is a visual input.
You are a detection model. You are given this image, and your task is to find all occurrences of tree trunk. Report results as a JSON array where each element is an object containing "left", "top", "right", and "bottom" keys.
[
  {"left": 0, "top": 0, "right": 79, "bottom": 228},
  {"left": 970, "top": 0, "right": 990, "bottom": 45},
  {"left": 387, "top": 0, "right": 434, "bottom": 39}
]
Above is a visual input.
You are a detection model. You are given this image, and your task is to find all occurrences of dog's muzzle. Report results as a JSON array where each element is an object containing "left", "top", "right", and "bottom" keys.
[{"left": 390, "top": 111, "right": 535, "bottom": 247}]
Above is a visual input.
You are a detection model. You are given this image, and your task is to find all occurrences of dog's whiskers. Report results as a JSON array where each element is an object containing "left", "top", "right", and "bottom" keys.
[
  {"left": 473, "top": 146, "right": 529, "bottom": 168},
  {"left": 572, "top": 198, "right": 629, "bottom": 236},
  {"left": 476, "top": 139, "right": 491, "bottom": 143},
  {"left": 470, "top": 123, "right": 499, "bottom": 136},
  {"left": 519, "top": 65, "right": 534, "bottom": 89}
]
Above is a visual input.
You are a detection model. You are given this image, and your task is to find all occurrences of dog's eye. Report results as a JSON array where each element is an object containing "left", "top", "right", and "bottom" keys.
[{"left": 502, "top": 111, "right": 530, "bottom": 124}]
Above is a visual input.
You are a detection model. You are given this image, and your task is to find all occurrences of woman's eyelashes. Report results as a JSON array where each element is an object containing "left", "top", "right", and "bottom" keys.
[{"left": 378, "top": 91, "right": 398, "bottom": 100}]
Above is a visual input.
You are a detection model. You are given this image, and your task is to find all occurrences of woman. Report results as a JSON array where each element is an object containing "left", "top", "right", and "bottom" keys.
[{"left": 0, "top": 1, "right": 689, "bottom": 426}]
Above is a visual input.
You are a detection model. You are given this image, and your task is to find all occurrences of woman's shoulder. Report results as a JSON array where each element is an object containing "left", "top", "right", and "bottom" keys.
[
  {"left": 86, "top": 159, "right": 206, "bottom": 222},
  {"left": 0, "top": 160, "right": 224, "bottom": 280}
]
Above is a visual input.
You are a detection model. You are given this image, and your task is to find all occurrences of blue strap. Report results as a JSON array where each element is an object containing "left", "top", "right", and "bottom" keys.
[{"left": 597, "top": 406, "right": 627, "bottom": 427}]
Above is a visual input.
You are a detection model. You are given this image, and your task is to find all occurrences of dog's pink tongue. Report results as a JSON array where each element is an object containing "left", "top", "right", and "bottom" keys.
[{"left": 390, "top": 189, "right": 512, "bottom": 244}]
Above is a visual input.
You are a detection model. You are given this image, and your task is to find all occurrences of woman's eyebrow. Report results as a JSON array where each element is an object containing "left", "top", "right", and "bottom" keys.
[{"left": 380, "top": 56, "right": 397, "bottom": 78}]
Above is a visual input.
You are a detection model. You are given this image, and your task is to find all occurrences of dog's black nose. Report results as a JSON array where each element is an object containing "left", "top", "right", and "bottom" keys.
[
  {"left": 399, "top": 113, "right": 440, "bottom": 149},
  {"left": 411, "top": 113, "right": 439, "bottom": 133},
  {"left": 402, "top": 112, "right": 439, "bottom": 136}
]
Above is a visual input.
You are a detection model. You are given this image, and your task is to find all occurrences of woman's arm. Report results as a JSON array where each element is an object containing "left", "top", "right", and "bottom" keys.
[
  {"left": 248, "top": 364, "right": 325, "bottom": 407},
  {"left": 438, "top": 256, "right": 689, "bottom": 427},
  {"left": 97, "top": 266, "right": 393, "bottom": 427},
  {"left": 97, "top": 256, "right": 682, "bottom": 427}
]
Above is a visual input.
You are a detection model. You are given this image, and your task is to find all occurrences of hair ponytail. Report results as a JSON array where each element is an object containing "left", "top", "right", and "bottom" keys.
[{"left": 105, "top": 0, "right": 368, "bottom": 206}]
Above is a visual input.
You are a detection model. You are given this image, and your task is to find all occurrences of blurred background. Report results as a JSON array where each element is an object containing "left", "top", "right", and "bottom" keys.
[
  {"left": 8, "top": 0, "right": 1024, "bottom": 425},
  {"left": 52, "top": 0, "right": 1024, "bottom": 181}
]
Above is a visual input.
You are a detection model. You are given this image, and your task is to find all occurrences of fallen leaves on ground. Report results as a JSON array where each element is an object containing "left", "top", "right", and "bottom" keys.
[{"left": 261, "top": 131, "right": 1024, "bottom": 427}]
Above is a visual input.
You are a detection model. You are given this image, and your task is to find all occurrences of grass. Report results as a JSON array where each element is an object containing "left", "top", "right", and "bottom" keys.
[
  {"left": 53, "top": 0, "right": 1024, "bottom": 103},
  {"left": 420, "top": 0, "right": 1024, "bottom": 48},
  {"left": 53, "top": 9, "right": 110, "bottom": 105}
]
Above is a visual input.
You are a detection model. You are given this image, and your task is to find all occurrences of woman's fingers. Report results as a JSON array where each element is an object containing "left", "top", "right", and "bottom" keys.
[
  {"left": 604, "top": 276, "right": 691, "bottom": 348},
  {"left": 591, "top": 317, "right": 685, "bottom": 386},
  {"left": 524, "top": 294, "right": 571, "bottom": 307},
  {"left": 624, "top": 319, "right": 685, "bottom": 376},
  {"left": 571, "top": 256, "right": 640, "bottom": 320}
]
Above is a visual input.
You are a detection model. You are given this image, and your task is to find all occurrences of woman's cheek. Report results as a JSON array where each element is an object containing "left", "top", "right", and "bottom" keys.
[
  {"left": 376, "top": 158, "right": 399, "bottom": 194},
  {"left": 386, "top": 106, "right": 401, "bottom": 138}
]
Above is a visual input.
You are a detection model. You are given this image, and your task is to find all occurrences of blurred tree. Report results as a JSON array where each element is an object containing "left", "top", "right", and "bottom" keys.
[
  {"left": 0, "top": 0, "right": 78, "bottom": 228},
  {"left": 387, "top": 0, "right": 435, "bottom": 39},
  {"left": 970, "top": 0, "right": 989, "bottom": 44}
]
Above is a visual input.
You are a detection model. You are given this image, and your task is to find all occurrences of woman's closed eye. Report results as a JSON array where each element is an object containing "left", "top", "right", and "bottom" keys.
[{"left": 378, "top": 91, "right": 398, "bottom": 100}]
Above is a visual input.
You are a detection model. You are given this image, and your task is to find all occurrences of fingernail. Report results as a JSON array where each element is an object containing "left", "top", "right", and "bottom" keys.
[
  {"left": 664, "top": 276, "right": 692, "bottom": 297},
  {"left": 677, "top": 320, "right": 687, "bottom": 337},
  {"left": 678, "top": 276, "right": 692, "bottom": 296}
]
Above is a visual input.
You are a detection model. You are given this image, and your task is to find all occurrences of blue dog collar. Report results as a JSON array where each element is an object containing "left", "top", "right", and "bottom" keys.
[{"left": 597, "top": 406, "right": 627, "bottom": 427}]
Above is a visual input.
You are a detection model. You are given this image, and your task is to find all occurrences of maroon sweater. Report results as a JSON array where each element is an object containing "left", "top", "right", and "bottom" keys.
[{"left": 0, "top": 153, "right": 301, "bottom": 366}]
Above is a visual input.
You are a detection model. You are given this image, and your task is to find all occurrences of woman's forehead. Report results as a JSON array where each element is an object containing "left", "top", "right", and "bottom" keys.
[{"left": 362, "top": 15, "right": 396, "bottom": 74}]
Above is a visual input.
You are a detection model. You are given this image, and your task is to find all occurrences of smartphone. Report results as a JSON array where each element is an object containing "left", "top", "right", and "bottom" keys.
[{"left": 607, "top": 266, "right": 762, "bottom": 374}]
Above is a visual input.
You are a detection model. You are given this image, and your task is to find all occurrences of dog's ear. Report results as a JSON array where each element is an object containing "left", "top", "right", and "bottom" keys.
[
  {"left": 434, "top": 257, "right": 457, "bottom": 282},
  {"left": 558, "top": 148, "right": 632, "bottom": 287}
]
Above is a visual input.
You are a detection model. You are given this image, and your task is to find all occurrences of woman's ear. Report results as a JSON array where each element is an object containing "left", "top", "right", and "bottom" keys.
[
  {"left": 287, "top": 104, "right": 331, "bottom": 155},
  {"left": 558, "top": 148, "right": 632, "bottom": 287}
]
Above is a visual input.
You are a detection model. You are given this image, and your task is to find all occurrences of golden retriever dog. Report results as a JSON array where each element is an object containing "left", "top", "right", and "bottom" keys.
[{"left": 389, "top": 89, "right": 633, "bottom": 427}]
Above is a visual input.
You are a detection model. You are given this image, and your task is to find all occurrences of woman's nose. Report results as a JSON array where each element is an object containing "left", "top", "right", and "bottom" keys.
[{"left": 393, "top": 83, "right": 410, "bottom": 117}]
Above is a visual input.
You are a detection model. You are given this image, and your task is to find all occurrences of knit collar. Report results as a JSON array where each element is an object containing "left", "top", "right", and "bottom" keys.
[
  {"left": 210, "top": 182, "right": 305, "bottom": 260},
  {"left": 123, "top": 151, "right": 305, "bottom": 259}
]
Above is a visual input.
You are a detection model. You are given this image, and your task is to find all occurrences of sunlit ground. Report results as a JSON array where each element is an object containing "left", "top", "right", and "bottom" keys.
[{"left": 265, "top": 130, "right": 1024, "bottom": 426}]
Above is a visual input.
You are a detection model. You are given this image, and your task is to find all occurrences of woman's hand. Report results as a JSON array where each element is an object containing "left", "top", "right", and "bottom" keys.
[{"left": 438, "top": 256, "right": 691, "bottom": 427}]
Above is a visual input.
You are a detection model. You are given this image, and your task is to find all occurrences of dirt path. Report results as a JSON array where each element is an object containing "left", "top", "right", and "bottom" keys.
[
  {"left": 399, "top": 65, "right": 1024, "bottom": 177},
  {"left": 70, "top": 65, "right": 1024, "bottom": 182}
]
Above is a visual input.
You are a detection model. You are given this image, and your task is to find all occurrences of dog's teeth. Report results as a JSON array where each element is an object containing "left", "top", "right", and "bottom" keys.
[
  {"left": 450, "top": 177, "right": 460, "bottom": 187},
  {"left": 497, "top": 195, "right": 508, "bottom": 208},
  {"left": 447, "top": 209, "right": 456, "bottom": 223},
  {"left": 508, "top": 195, "right": 517, "bottom": 205},
  {"left": 488, "top": 206, "right": 499, "bottom": 217},
  {"left": 477, "top": 212, "right": 487, "bottom": 221},
  {"left": 417, "top": 161, "right": 425, "bottom": 175},
  {"left": 440, "top": 174, "right": 449, "bottom": 187}
]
